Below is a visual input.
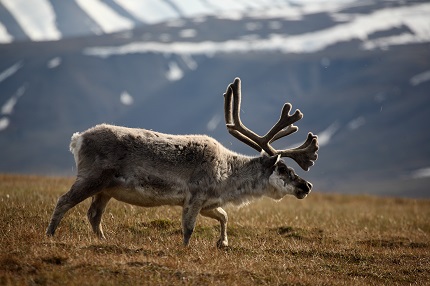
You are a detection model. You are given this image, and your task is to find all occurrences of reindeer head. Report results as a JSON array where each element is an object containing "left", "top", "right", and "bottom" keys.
[
  {"left": 223, "top": 78, "right": 319, "bottom": 199},
  {"left": 267, "top": 157, "right": 313, "bottom": 199}
]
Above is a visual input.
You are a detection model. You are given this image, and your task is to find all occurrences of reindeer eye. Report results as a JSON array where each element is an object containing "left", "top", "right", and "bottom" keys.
[{"left": 278, "top": 165, "right": 287, "bottom": 174}]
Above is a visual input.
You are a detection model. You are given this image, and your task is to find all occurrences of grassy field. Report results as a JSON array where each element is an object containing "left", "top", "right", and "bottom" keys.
[{"left": 0, "top": 174, "right": 429, "bottom": 285}]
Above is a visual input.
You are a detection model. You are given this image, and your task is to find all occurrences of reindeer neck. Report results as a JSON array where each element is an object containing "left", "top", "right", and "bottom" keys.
[{"left": 219, "top": 153, "right": 273, "bottom": 205}]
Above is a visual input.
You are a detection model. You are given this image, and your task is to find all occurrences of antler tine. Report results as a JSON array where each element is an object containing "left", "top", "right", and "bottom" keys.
[
  {"left": 223, "top": 78, "right": 262, "bottom": 152},
  {"left": 269, "top": 125, "right": 298, "bottom": 143},
  {"left": 230, "top": 78, "right": 262, "bottom": 143},
  {"left": 279, "top": 133, "right": 319, "bottom": 171},
  {"left": 263, "top": 103, "right": 302, "bottom": 144},
  {"left": 223, "top": 83, "right": 233, "bottom": 126}
]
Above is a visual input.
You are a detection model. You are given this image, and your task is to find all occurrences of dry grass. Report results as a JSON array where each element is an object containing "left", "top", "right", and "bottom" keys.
[{"left": 0, "top": 174, "right": 429, "bottom": 285}]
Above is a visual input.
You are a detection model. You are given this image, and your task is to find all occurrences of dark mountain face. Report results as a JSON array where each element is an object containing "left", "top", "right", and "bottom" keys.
[{"left": 0, "top": 1, "right": 429, "bottom": 198}]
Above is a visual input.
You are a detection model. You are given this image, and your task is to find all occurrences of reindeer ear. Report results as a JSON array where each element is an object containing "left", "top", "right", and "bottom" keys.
[{"left": 263, "top": 154, "right": 281, "bottom": 168}]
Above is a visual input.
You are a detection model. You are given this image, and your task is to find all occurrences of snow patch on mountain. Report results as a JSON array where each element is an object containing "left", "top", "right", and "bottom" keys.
[
  {"left": 411, "top": 167, "right": 430, "bottom": 179},
  {"left": 166, "top": 61, "right": 183, "bottom": 81},
  {"left": 0, "top": 22, "right": 13, "bottom": 43},
  {"left": 0, "top": 84, "right": 26, "bottom": 131},
  {"left": 1, "top": 0, "right": 60, "bottom": 41},
  {"left": 84, "top": 3, "right": 430, "bottom": 57},
  {"left": 75, "top": 0, "right": 134, "bottom": 34},
  {"left": 0, "top": 61, "right": 23, "bottom": 83},
  {"left": 410, "top": 70, "right": 430, "bottom": 86},
  {"left": 361, "top": 4, "right": 430, "bottom": 50},
  {"left": 47, "top": 57, "right": 61, "bottom": 69},
  {"left": 180, "top": 54, "right": 197, "bottom": 70},
  {"left": 1, "top": 95, "right": 19, "bottom": 115},
  {"left": 348, "top": 116, "right": 365, "bottom": 130},
  {"left": 363, "top": 33, "right": 430, "bottom": 50},
  {"left": 120, "top": 91, "right": 134, "bottom": 105},
  {"left": 113, "top": 0, "right": 178, "bottom": 24},
  {"left": 169, "top": 0, "right": 213, "bottom": 18},
  {"left": 207, "top": 114, "right": 222, "bottom": 132},
  {"left": 179, "top": 29, "right": 197, "bottom": 39},
  {"left": 1, "top": 85, "right": 26, "bottom": 115},
  {"left": 0, "top": 117, "right": 9, "bottom": 131},
  {"left": 317, "top": 122, "right": 339, "bottom": 147}
]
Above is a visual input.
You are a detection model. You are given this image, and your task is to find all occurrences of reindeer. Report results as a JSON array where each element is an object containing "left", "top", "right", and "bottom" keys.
[{"left": 46, "top": 78, "right": 318, "bottom": 248}]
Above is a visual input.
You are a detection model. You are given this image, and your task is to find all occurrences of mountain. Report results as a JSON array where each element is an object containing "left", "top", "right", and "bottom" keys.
[
  {"left": 0, "top": 0, "right": 365, "bottom": 43},
  {"left": 0, "top": 0, "right": 429, "bottom": 198}
]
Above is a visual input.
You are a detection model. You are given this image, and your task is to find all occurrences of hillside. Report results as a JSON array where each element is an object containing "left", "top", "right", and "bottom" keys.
[{"left": 0, "top": 0, "right": 430, "bottom": 197}]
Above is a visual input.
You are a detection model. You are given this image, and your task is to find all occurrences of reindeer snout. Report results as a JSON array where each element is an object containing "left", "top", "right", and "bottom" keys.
[{"left": 296, "top": 181, "right": 312, "bottom": 199}]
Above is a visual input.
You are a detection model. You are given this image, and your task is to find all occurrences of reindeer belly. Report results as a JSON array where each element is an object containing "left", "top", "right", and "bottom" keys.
[
  {"left": 104, "top": 186, "right": 184, "bottom": 207},
  {"left": 104, "top": 176, "right": 185, "bottom": 207}
]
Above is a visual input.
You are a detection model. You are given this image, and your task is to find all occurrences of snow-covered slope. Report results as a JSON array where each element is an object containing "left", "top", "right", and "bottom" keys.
[
  {"left": 0, "top": 0, "right": 60, "bottom": 41},
  {"left": 84, "top": 2, "right": 430, "bottom": 57},
  {"left": 0, "top": 0, "right": 407, "bottom": 43}
]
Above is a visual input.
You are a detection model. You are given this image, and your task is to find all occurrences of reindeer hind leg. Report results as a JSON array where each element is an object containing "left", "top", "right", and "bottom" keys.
[
  {"left": 182, "top": 197, "right": 204, "bottom": 246},
  {"left": 87, "top": 193, "right": 111, "bottom": 239},
  {"left": 46, "top": 169, "right": 114, "bottom": 236}
]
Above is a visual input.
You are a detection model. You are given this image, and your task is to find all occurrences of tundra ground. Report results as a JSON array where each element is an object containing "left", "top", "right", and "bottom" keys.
[{"left": 0, "top": 174, "right": 429, "bottom": 285}]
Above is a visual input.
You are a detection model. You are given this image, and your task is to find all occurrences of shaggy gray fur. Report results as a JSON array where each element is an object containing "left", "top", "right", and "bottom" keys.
[{"left": 46, "top": 78, "right": 317, "bottom": 248}]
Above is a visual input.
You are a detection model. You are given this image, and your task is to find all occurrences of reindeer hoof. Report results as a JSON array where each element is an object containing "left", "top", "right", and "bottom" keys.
[
  {"left": 46, "top": 227, "right": 55, "bottom": 237},
  {"left": 216, "top": 239, "right": 228, "bottom": 248}
]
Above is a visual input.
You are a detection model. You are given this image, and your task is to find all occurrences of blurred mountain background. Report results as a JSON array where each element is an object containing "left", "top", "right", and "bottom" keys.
[{"left": 0, "top": 0, "right": 429, "bottom": 198}]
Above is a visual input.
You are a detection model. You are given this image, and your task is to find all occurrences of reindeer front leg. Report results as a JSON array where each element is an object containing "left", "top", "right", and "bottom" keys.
[
  {"left": 181, "top": 194, "right": 204, "bottom": 246},
  {"left": 201, "top": 207, "right": 228, "bottom": 248}
]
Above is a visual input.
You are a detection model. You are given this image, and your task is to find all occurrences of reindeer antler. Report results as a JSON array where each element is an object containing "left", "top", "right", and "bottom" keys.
[{"left": 223, "top": 77, "right": 319, "bottom": 171}]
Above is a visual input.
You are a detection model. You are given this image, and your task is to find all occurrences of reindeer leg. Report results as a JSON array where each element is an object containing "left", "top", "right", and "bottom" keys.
[
  {"left": 181, "top": 195, "right": 203, "bottom": 246},
  {"left": 87, "top": 193, "right": 111, "bottom": 239},
  {"left": 200, "top": 207, "right": 228, "bottom": 248},
  {"left": 46, "top": 169, "right": 114, "bottom": 236}
]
